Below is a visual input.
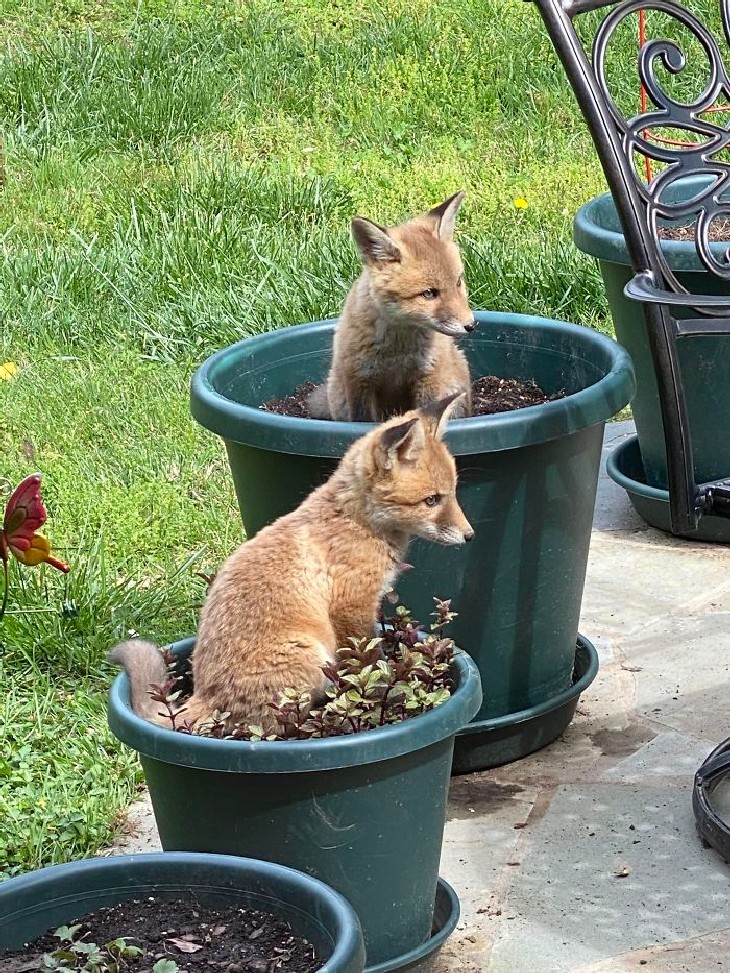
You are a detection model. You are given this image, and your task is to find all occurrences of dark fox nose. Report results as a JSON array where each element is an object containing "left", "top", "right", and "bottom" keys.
[
  {"left": 464, "top": 529, "right": 474, "bottom": 542},
  {"left": 464, "top": 320, "right": 476, "bottom": 333}
]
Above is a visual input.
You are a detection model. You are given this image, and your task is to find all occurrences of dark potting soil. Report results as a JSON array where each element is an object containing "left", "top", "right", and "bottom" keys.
[
  {"left": 470, "top": 375, "right": 564, "bottom": 414},
  {"left": 658, "top": 219, "right": 730, "bottom": 241},
  {"left": 260, "top": 377, "right": 564, "bottom": 419},
  {"left": 0, "top": 898, "right": 321, "bottom": 973},
  {"left": 259, "top": 382, "right": 317, "bottom": 419}
]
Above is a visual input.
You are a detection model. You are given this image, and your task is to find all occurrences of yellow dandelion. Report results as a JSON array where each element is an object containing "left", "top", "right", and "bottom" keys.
[
  {"left": 0, "top": 361, "right": 18, "bottom": 381},
  {"left": 513, "top": 197, "right": 529, "bottom": 210}
]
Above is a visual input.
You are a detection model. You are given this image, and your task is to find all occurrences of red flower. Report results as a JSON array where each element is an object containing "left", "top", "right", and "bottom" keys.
[{"left": 0, "top": 473, "right": 69, "bottom": 572}]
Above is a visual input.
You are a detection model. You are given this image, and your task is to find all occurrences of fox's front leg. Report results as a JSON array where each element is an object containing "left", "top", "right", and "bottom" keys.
[
  {"left": 326, "top": 375, "right": 376, "bottom": 422},
  {"left": 346, "top": 382, "right": 380, "bottom": 422},
  {"left": 416, "top": 379, "right": 471, "bottom": 418}
]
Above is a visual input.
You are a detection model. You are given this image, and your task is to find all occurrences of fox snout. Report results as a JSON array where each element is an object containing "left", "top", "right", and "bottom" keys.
[
  {"left": 432, "top": 502, "right": 474, "bottom": 546},
  {"left": 446, "top": 521, "right": 474, "bottom": 545},
  {"left": 430, "top": 315, "right": 477, "bottom": 338}
]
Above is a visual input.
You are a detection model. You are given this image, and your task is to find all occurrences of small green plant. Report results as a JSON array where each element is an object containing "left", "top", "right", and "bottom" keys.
[
  {"left": 38, "top": 924, "right": 159, "bottom": 973},
  {"left": 149, "top": 598, "right": 459, "bottom": 741}
]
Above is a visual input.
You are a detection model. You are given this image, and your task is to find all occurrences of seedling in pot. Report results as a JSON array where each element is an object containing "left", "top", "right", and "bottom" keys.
[{"left": 150, "top": 598, "right": 460, "bottom": 741}]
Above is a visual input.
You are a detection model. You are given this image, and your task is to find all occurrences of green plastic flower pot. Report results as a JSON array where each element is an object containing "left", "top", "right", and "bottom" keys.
[
  {"left": 575, "top": 175, "right": 730, "bottom": 508},
  {"left": 108, "top": 643, "right": 482, "bottom": 973},
  {"left": 190, "top": 311, "right": 634, "bottom": 770},
  {"left": 0, "top": 852, "right": 365, "bottom": 973}
]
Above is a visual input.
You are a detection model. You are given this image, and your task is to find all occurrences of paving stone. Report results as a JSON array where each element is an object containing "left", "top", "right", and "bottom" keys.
[
  {"left": 439, "top": 779, "right": 541, "bottom": 970},
  {"left": 593, "top": 422, "right": 647, "bottom": 534},
  {"left": 598, "top": 731, "right": 715, "bottom": 783},
  {"left": 487, "top": 783, "right": 730, "bottom": 973},
  {"left": 622, "top": 611, "right": 730, "bottom": 743},
  {"left": 573, "top": 927, "right": 730, "bottom": 971},
  {"left": 581, "top": 532, "right": 730, "bottom": 639}
]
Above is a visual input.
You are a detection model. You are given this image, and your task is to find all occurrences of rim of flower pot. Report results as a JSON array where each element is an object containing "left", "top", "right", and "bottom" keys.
[
  {"left": 0, "top": 852, "right": 365, "bottom": 972},
  {"left": 189, "top": 311, "right": 635, "bottom": 458},
  {"left": 574, "top": 174, "right": 727, "bottom": 272},
  {"left": 108, "top": 640, "right": 482, "bottom": 774}
]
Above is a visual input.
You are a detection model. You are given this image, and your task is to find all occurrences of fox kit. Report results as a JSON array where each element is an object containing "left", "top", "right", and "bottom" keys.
[
  {"left": 109, "top": 393, "right": 473, "bottom": 733},
  {"left": 308, "top": 191, "right": 474, "bottom": 423}
]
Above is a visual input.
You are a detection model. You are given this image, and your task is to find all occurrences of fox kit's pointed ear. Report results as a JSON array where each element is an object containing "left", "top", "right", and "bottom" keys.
[
  {"left": 419, "top": 391, "right": 465, "bottom": 437},
  {"left": 351, "top": 217, "right": 402, "bottom": 265},
  {"left": 378, "top": 416, "right": 426, "bottom": 468},
  {"left": 426, "top": 190, "right": 465, "bottom": 241}
]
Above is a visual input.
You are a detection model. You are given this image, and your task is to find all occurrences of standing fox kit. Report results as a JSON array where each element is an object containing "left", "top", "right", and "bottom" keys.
[
  {"left": 309, "top": 191, "right": 474, "bottom": 423},
  {"left": 109, "top": 393, "right": 473, "bottom": 733}
]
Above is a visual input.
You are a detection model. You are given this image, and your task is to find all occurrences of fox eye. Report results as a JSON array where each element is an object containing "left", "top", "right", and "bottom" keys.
[
  {"left": 420, "top": 288, "right": 439, "bottom": 300},
  {"left": 423, "top": 494, "right": 441, "bottom": 507}
]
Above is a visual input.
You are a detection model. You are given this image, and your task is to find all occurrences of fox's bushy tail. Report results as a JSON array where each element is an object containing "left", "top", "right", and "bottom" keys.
[
  {"left": 306, "top": 383, "right": 331, "bottom": 419},
  {"left": 108, "top": 639, "right": 170, "bottom": 723}
]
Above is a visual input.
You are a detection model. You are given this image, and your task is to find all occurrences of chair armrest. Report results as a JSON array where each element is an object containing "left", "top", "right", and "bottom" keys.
[{"left": 624, "top": 271, "right": 730, "bottom": 310}]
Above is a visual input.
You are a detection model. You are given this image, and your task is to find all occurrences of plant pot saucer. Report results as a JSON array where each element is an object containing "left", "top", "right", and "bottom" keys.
[
  {"left": 364, "top": 878, "right": 458, "bottom": 973},
  {"left": 607, "top": 435, "right": 730, "bottom": 544},
  {"left": 451, "top": 635, "right": 599, "bottom": 774}
]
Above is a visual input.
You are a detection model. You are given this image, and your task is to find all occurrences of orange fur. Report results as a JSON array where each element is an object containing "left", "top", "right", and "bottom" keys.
[
  {"left": 309, "top": 192, "right": 474, "bottom": 422},
  {"left": 109, "top": 395, "right": 473, "bottom": 734}
]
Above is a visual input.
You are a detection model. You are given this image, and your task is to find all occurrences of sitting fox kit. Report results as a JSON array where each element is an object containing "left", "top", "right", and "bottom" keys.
[
  {"left": 109, "top": 393, "right": 473, "bottom": 734},
  {"left": 309, "top": 191, "right": 474, "bottom": 423}
]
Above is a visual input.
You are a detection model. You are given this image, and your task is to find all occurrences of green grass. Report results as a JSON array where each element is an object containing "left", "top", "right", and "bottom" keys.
[{"left": 0, "top": 0, "right": 694, "bottom": 876}]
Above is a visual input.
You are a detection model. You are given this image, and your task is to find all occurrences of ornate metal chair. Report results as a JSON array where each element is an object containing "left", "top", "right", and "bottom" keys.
[
  {"left": 532, "top": 0, "right": 730, "bottom": 536},
  {"left": 531, "top": 0, "right": 730, "bottom": 860}
]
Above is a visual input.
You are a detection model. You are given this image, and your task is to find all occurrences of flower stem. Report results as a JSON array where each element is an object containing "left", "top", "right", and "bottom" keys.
[{"left": 0, "top": 557, "right": 9, "bottom": 624}]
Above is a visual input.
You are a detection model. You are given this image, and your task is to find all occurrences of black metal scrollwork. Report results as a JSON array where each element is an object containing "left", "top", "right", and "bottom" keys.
[{"left": 592, "top": 0, "right": 730, "bottom": 303}]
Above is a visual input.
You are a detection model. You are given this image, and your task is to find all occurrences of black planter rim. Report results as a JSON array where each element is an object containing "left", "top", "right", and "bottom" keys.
[
  {"left": 108, "top": 640, "right": 482, "bottom": 773},
  {"left": 0, "top": 852, "right": 365, "bottom": 971},
  {"left": 693, "top": 737, "right": 730, "bottom": 864},
  {"left": 189, "top": 312, "right": 635, "bottom": 458}
]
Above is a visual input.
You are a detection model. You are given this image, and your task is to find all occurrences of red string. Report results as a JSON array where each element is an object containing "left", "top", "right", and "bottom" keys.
[
  {"left": 638, "top": 9, "right": 653, "bottom": 181},
  {"left": 637, "top": 8, "right": 730, "bottom": 173}
]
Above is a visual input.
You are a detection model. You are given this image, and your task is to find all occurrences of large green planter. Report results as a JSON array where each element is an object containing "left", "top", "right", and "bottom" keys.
[
  {"left": 108, "top": 642, "right": 482, "bottom": 973},
  {"left": 0, "top": 853, "right": 365, "bottom": 973},
  {"left": 190, "top": 311, "right": 634, "bottom": 771},
  {"left": 575, "top": 176, "right": 730, "bottom": 541}
]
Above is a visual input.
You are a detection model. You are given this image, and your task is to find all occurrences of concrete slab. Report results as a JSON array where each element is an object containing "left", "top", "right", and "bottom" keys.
[
  {"left": 105, "top": 421, "right": 730, "bottom": 972},
  {"left": 598, "top": 731, "right": 715, "bottom": 783},
  {"left": 593, "top": 421, "right": 646, "bottom": 534},
  {"left": 485, "top": 783, "right": 730, "bottom": 973},
  {"left": 581, "top": 531, "right": 730, "bottom": 640},
  {"left": 573, "top": 927, "right": 730, "bottom": 972}
]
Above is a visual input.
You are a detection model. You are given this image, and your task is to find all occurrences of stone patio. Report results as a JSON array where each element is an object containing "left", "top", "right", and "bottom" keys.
[{"left": 107, "top": 421, "right": 730, "bottom": 972}]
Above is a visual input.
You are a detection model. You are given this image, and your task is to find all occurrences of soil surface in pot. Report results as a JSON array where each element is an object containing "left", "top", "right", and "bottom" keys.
[
  {"left": 658, "top": 219, "right": 730, "bottom": 241},
  {"left": 0, "top": 898, "right": 321, "bottom": 973},
  {"left": 260, "top": 377, "right": 564, "bottom": 419}
]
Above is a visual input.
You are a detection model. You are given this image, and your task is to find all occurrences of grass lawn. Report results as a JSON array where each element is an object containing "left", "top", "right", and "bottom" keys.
[{"left": 0, "top": 0, "right": 650, "bottom": 878}]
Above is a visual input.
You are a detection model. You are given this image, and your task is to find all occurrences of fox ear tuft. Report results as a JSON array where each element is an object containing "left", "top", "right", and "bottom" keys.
[
  {"left": 418, "top": 391, "right": 465, "bottom": 437},
  {"left": 378, "top": 416, "right": 426, "bottom": 468},
  {"left": 426, "top": 191, "right": 465, "bottom": 241},
  {"left": 351, "top": 217, "right": 402, "bottom": 264}
]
